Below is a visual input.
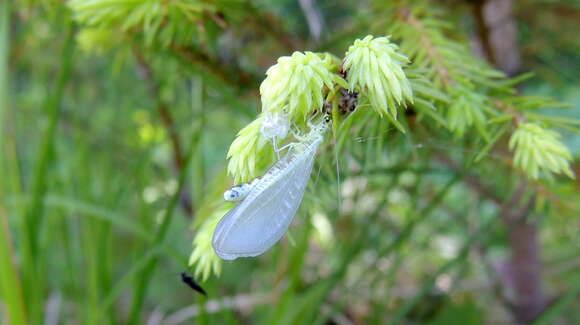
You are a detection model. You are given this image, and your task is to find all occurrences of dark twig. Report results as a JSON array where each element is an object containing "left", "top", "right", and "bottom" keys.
[
  {"left": 299, "top": 0, "right": 325, "bottom": 43},
  {"left": 132, "top": 46, "right": 194, "bottom": 216},
  {"left": 470, "top": 0, "right": 497, "bottom": 64},
  {"left": 501, "top": 183, "right": 545, "bottom": 324},
  {"left": 245, "top": 3, "right": 299, "bottom": 51},
  {"left": 170, "top": 45, "right": 258, "bottom": 91},
  {"left": 469, "top": 0, "right": 521, "bottom": 76}
]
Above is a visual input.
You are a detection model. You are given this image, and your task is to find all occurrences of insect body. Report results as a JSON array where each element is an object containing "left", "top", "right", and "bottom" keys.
[
  {"left": 339, "top": 88, "right": 359, "bottom": 114},
  {"left": 180, "top": 272, "right": 207, "bottom": 296},
  {"left": 213, "top": 118, "right": 329, "bottom": 260},
  {"left": 223, "top": 178, "right": 260, "bottom": 202}
]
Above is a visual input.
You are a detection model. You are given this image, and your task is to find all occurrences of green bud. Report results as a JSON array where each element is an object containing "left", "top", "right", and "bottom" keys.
[
  {"left": 189, "top": 207, "right": 229, "bottom": 281},
  {"left": 260, "top": 51, "right": 340, "bottom": 122},
  {"left": 509, "top": 123, "right": 574, "bottom": 179},
  {"left": 447, "top": 87, "right": 487, "bottom": 138},
  {"left": 343, "top": 35, "right": 413, "bottom": 120},
  {"left": 76, "top": 28, "right": 123, "bottom": 54},
  {"left": 226, "top": 116, "right": 276, "bottom": 184}
]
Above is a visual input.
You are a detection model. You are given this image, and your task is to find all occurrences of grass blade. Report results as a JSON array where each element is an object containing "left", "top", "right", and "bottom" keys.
[{"left": 0, "top": 1, "right": 28, "bottom": 324}]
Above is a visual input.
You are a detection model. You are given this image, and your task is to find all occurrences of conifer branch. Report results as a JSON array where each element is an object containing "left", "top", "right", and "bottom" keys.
[
  {"left": 246, "top": 6, "right": 299, "bottom": 51},
  {"left": 400, "top": 9, "right": 452, "bottom": 87},
  {"left": 493, "top": 99, "right": 526, "bottom": 124},
  {"left": 171, "top": 45, "right": 259, "bottom": 91}
]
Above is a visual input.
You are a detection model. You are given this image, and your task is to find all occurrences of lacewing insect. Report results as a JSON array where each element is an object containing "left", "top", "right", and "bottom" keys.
[
  {"left": 223, "top": 113, "right": 292, "bottom": 202},
  {"left": 180, "top": 272, "right": 207, "bottom": 296},
  {"left": 213, "top": 116, "right": 330, "bottom": 260}
]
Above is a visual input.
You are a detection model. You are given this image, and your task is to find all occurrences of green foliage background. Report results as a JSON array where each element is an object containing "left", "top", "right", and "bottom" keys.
[{"left": 1, "top": 0, "right": 579, "bottom": 324}]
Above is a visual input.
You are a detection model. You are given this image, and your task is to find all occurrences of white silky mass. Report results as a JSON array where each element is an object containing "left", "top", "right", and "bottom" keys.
[
  {"left": 260, "top": 112, "right": 290, "bottom": 140},
  {"left": 213, "top": 120, "right": 328, "bottom": 260}
]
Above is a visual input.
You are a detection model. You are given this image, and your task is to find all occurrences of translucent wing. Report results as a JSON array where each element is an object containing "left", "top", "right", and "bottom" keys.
[{"left": 212, "top": 139, "right": 321, "bottom": 260}]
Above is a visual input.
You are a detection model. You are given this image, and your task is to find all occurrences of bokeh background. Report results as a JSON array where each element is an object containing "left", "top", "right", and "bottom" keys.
[{"left": 2, "top": 0, "right": 580, "bottom": 324}]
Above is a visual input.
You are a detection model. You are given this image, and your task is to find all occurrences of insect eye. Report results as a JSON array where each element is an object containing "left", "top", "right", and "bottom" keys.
[{"left": 324, "top": 116, "right": 331, "bottom": 123}]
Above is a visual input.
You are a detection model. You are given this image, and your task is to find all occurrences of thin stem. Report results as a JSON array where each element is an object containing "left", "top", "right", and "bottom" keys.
[
  {"left": 126, "top": 123, "right": 202, "bottom": 325},
  {"left": 400, "top": 9, "right": 452, "bottom": 87},
  {"left": 132, "top": 46, "right": 194, "bottom": 216}
]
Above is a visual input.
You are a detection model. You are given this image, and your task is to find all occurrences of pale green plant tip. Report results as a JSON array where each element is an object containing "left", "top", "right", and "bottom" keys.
[
  {"left": 447, "top": 88, "right": 489, "bottom": 139},
  {"left": 226, "top": 116, "right": 275, "bottom": 183},
  {"left": 260, "top": 51, "right": 339, "bottom": 122},
  {"left": 343, "top": 35, "right": 413, "bottom": 125},
  {"left": 189, "top": 206, "right": 231, "bottom": 281},
  {"left": 509, "top": 123, "right": 575, "bottom": 180},
  {"left": 69, "top": 0, "right": 211, "bottom": 46},
  {"left": 76, "top": 28, "right": 123, "bottom": 54}
]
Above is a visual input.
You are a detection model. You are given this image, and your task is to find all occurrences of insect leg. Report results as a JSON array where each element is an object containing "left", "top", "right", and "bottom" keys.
[
  {"left": 272, "top": 136, "right": 281, "bottom": 160},
  {"left": 276, "top": 142, "right": 298, "bottom": 153}
]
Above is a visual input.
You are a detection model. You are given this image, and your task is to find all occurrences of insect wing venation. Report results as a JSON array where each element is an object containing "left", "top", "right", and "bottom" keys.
[
  {"left": 212, "top": 139, "right": 320, "bottom": 260},
  {"left": 212, "top": 146, "right": 298, "bottom": 252}
]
